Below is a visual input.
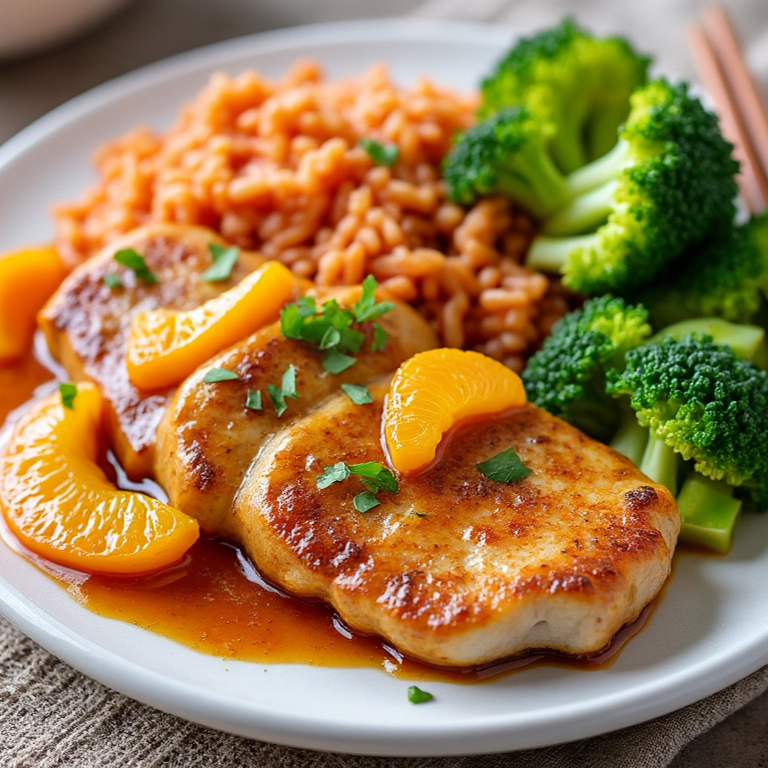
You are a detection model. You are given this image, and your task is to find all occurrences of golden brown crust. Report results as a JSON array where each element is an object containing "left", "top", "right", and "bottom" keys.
[
  {"left": 38, "top": 224, "right": 266, "bottom": 477},
  {"left": 155, "top": 287, "right": 437, "bottom": 536},
  {"left": 233, "top": 387, "right": 679, "bottom": 667}
]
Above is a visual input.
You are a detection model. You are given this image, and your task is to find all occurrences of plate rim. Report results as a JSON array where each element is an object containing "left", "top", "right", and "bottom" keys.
[{"left": 1, "top": 17, "right": 767, "bottom": 758}]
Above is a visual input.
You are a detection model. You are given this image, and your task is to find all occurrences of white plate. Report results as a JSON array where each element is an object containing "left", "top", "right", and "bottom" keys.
[{"left": 2, "top": 19, "right": 768, "bottom": 758}]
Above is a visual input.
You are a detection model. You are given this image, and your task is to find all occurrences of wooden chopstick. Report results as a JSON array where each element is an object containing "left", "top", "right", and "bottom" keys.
[{"left": 686, "top": 7, "right": 768, "bottom": 214}]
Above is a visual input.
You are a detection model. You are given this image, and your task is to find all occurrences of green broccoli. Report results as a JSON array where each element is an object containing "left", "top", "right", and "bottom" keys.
[
  {"left": 523, "top": 303, "right": 768, "bottom": 551},
  {"left": 480, "top": 19, "right": 650, "bottom": 172},
  {"left": 637, "top": 212, "right": 768, "bottom": 329},
  {"left": 443, "top": 106, "right": 589, "bottom": 216},
  {"left": 607, "top": 334, "right": 768, "bottom": 551},
  {"left": 525, "top": 79, "right": 740, "bottom": 296},
  {"left": 521, "top": 295, "right": 652, "bottom": 441},
  {"left": 650, "top": 317, "right": 768, "bottom": 371}
]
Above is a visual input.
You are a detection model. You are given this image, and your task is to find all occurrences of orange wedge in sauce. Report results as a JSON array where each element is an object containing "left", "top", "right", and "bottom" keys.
[
  {"left": 384, "top": 348, "right": 527, "bottom": 474},
  {"left": 0, "top": 383, "right": 199, "bottom": 574},
  {"left": 126, "top": 260, "right": 296, "bottom": 391},
  {"left": 0, "top": 245, "right": 66, "bottom": 363}
]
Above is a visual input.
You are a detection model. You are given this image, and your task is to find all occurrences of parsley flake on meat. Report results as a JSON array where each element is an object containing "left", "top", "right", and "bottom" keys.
[
  {"left": 202, "top": 243, "right": 240, "bottom": 283},
  {"left": 477, "top": 448, "right": 532, "bottom": 484},
  {"left": 113, "top": 248, "right": 158, "bottom": 284}
]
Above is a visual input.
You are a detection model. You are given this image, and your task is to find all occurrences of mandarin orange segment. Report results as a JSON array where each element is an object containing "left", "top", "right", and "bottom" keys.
[
  {"left": 126, "top": 260, "right": 296, "bottom": 391},
  {"left": 0, "top": 382, "right": 199, "bottom": 574},
  {"left": 384, "top": 349, "right": 527, "bottom": 473},
  {"left": 0, "top": 245, "right": 66, "bottom": 363}
]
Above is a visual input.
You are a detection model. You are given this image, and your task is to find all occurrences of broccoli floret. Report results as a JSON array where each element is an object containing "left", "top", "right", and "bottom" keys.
[
  {"left": 637, "top": 212, "right": 768, "bottom": 328},
  {"left": 444, "top": 107, "right": 578, "bottom": 215},
  {"left": 525, "top": 79, "right": 739, "bottom": 296},
  {"left": 481, "top": 19, "right": 650, "bottom": 172},
  {"left": 521, "top": 295, "right": 652, "bottom": 441},
  {"left": 607, "top": 334, "right": 768, "bottom": 551}
]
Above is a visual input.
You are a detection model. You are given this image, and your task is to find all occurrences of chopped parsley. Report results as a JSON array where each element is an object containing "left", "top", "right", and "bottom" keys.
[
  {"left": 347, "top": 461, "right": 399, "bottom": 494},
  {"left": 372, "top": 323, "right": 389, "bottom": 352},
  {"left": 341, "top": 383, "right": 373, "bottom": 405},
  {"left": 280, "top": 276, "right": 394, "bottom": 372},
  {"left": 245, "top": 390, "right": 263, "bottom": 411},
  {"left": 322, "top": 349, "right": 357, "bottom": 374},
  {"left": 316, "top": 460, "right": 399, "bottom": 510},
  {"left": 476, "top": 448, "right": 532, "bottom": 484},
  {"left": 354, "top": 275, "right": 396, "bottom": 322},
  {"left": 317, "top": 462, "right": 351, "bottom": 489},
  {"left": 359, "top": 138, "right": 399, "bottom": 167},
  {"left": 202, "top": 243, "right": 240, "bottom": 283},
  {"left": 267, "top": 383, "right": 288, "bottom": 417},
  {"left": 113, "top": 248, "right": 158, "bottom": 284},
  {"left": 203, "top": 367, "right": 240, "bottom": 383},
  {"left": 59, "top": 382, "right": 78, "bottom": 410},
  {"left": 353, "top": 491, "right": 380, "bottom": 513},
  {"left": 407, "top": 686, "right": 434, "bottom": 704},
  {"left": 103, "top": 272, "right": 122, "bottom": 289},
  {"left": 281, "top": 364, "right": 299, "bottom": 399}
]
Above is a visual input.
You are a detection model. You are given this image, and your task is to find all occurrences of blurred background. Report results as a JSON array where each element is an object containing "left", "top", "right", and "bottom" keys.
[{"left": 1, "top": 0, "right": 767, "bottom": 145}]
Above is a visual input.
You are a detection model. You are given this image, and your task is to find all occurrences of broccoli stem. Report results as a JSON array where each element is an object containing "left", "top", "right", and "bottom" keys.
[
  {"left": 609, "top": 412, "right": 679, "bottom": 493},
  {"left": 549, "top": 108, "right": 589, "bottom": 175},
  {"left": 652, "top": 318, "right": 768, "bottom": 369},
  {"left": 610, "top": 409, "right": 648, "bottom": 466},
  {"left": 561, "top": 139, "right": 630, "bottom": 197},
  {"left": 639, "top": 431, "right": 680, "bottom": 496},
  {"left": 526, "top": 233, "right": 600, "bottom": 273},
  {"left": 676, "top": 472, "right": 742, "bottom": 553},
  {"left": 585, "top": 105, "right": 629, "bottom": 162},
  {"left": 541, "top": 180, "right": 618, "bottom": 235},
  {"left": 496, "top": 146, "right": 572, "bottom": 219}
]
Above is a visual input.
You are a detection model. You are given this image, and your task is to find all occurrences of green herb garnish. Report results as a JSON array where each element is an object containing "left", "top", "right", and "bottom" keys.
[
  {"left": 354, "top": 275, "right": 396, "bottom": 322},
  {"left": 59, "top": 382, "right": 78, "bottom": 410},
  {"left": 202, "top": 243, "right": 240, "bottom": 283},
  {"left": 359, "top": 138, "right": 399, "bottom": 167},
  {"left": 348, "top": 461, "right": 399, "bottom": 494},
  {"left": 103, "top": 273, "right": 122, "bottom": 289},
  {"left": 341, "top": 383, "right": 373, "bottom": 405},
  {"left": 281, "top": 364, "right": 299, "bottom": 399},
  {"left": 280, "top": 276, "right": 394, "bottom": 372},
  {"left": 316, "top": 460, "right": 399, "bottom": 510},
  {"left": 476, "top": 448, "right": 532, "bottom": 484},
  {"left": 245, "top": 390, "right": 263, "bottom": 411},
  {"left": 353, "top": 491, "right": 380, "bottom": 513},
  {"left": 203, "top": 367, "right": 240, "bottom": 383},
  {"left": 322, "top": 349, "right": 357, "bottom": 374},
  {"left": 407, "top": 686, "right": 434, "bottom": 704},
  {"left": 267, "top": 383, "right": 287, "bottom": 417},
  {"left": 372, "top": 322, "right": 389, "bottom": 352},
  {"left": 317, "top": 462, "right": 351, "bottom": 489},
  {"left": 113, "top": 248, "right": 157, "bottom": 284}
]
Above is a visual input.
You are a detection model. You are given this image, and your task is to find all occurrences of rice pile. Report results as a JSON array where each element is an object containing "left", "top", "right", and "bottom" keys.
[{"left": 54, "top": 61, "right": 572, "bottom": 370}]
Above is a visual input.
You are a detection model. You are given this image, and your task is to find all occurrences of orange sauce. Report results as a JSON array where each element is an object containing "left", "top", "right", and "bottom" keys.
[{"left": 0, "top": 343, "right": 654, "bottom": 683}]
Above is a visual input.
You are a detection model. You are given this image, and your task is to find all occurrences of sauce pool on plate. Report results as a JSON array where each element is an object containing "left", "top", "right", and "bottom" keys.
[{"left": 0, "top": 346, "right": 653, "bottom": 684}]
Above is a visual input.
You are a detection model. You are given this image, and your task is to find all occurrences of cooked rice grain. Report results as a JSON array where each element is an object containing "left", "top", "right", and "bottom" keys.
[{"left": 54, "top": 61, "right": 572, "bottom": 369}]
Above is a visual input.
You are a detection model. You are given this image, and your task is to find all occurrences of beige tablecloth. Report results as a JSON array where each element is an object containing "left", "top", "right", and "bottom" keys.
[{"left": 2, "top": 0, "right": 768, "bottom": 765}]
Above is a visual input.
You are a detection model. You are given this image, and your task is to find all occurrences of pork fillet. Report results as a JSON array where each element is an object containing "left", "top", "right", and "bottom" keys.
[{"left": 233, "top": 381, "right": 680, "bottom": 667}]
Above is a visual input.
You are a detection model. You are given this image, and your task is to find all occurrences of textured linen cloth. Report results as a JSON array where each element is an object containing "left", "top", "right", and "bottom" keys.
[{"left": 2, "top": 0, "right": 768, "bottom": 766}]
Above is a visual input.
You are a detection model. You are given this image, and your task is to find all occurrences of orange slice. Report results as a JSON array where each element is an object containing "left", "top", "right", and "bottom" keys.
[
  {"left": 0, "top": 245, "right": 65, "bottom": 363},
  {"left": 0, "top": 382, "right": 199, "bottom": 574},
  {"left": 126, "top": 260, "right": 296, "bottom": 391},
  {"left": 384, "top": 348, "right": 527, "bottom": 473}
]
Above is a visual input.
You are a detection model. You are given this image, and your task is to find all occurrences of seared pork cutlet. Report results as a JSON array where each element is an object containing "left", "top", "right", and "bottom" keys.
[
  {"left": 233, "top": 382, "right": 680, "bottom": 668},
  {"left": 38, "top": 224, "right": 267, "bottom": 478},
  {"left": 155, "top": 288, "right": 436, "bottom": 536}
]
